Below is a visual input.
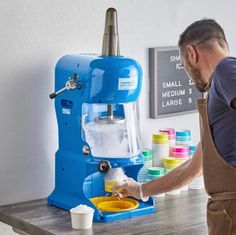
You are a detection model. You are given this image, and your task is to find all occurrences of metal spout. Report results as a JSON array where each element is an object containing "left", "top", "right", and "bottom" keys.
[{"left": 102, "top": 8, "right": 120, "bottom": 56}]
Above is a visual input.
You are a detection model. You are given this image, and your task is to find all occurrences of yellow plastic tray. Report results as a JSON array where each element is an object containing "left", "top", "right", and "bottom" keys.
[{"left": 90, "top": 196, "right": 139, "bottom": 212}]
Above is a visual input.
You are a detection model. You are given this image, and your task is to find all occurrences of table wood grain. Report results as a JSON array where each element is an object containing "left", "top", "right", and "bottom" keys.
[{"left": 0, "top": 190, "right": 208, "bottom": 235}]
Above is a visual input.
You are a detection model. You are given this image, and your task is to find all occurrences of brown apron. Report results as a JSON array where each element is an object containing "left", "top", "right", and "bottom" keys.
[{"left": 197, "top": 97, "right": 236, "bottom": 235}]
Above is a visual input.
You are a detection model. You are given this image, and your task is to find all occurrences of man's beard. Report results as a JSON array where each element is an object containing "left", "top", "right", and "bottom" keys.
[
  {"left": 186, "top": 59, "right": 207, "bottom": 93},
  {"left": 195, "top": 83, "right": 207, "bottom": 92}
]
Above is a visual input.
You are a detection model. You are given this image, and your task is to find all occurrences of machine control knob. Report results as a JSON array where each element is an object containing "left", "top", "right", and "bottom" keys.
[{"left": 98, "top": 160, "right": 111, "bottom": 173}]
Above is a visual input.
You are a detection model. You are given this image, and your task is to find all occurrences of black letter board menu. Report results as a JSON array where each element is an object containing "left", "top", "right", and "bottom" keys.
[{"left": 149, "top": 46, "right": 202, "bottom": 119}]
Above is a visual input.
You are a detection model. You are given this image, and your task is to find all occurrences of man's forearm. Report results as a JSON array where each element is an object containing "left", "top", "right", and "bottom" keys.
[{"left": 142, "top": 143, "right": 202, "bottom": 197}]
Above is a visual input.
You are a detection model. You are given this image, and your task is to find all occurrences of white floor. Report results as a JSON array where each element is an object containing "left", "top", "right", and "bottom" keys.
[{"left": 0, "top": 222, "right": 16, "bottom": 235}]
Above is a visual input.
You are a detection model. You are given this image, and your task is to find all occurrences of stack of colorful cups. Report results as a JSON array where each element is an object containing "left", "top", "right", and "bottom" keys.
[
  {"left": 176, "top": 129, "right": 191, "bottom": 146},
  {"left": 159, "top": 128, "right": 176, "bottom": 155},
  {"left": 172, "top": 145, "right": 190, "bottom": 191},
  {"left": 138, "top": 149, "right": 153, "bottom": 183},
  {"left": 148, "top": 167, "right": 165, "bottom": 197},
  {"left": 164, "top": 157, "right": 182, "bottom": 173},
  {"left": 152, "top": 133, "right": 169, "bottom": 167},
  {"left": 189, "top": 145, "right": 197, "bottom": 157},
  {"left": 172, "top": 145, "right": 190, "bottom": 163},
  {"left": 163, "top": 157, "right": 182, "bottom": 196}
]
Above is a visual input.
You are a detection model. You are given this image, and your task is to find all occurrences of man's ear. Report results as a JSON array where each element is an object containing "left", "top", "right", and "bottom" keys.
[
  {"left": 230, "top": 97, "right": 236, "bottom": 109},
  {"left": 186, "top": 45, "right": 198, "bottom": 65}
]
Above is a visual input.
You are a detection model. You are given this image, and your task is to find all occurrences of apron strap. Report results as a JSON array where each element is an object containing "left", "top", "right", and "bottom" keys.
[{"left": 209, "top": 191, "right": 236, "bottom": 201}]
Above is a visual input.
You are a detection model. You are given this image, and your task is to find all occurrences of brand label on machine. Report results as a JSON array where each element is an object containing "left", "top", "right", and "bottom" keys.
[
  {"left": 118, "top": 77, "right": 137, "bottom": 90},
  {"left": 62, "top": 108, "right": 70, "bottom": 115}
]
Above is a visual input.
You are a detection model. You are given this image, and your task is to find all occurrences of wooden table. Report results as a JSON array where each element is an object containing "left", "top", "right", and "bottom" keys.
[{"left": 0, "top": 190, "right": 208, "bottom": 235}]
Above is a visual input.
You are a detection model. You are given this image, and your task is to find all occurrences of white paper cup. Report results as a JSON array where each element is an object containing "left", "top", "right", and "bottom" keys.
[{"left": 70, "top": 205, "right": 94, "bottom": 230}]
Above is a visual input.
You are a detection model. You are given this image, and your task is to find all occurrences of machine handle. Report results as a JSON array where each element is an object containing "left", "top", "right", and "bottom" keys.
[
  {"left": 49, "top": 93, "right": 57, "bottom": 99},
  {"left": 49, "top": 73, "right": 79, "bottom": 99},
  {"left": 49, "top": 87, "right": 67, "bottom": 99}
]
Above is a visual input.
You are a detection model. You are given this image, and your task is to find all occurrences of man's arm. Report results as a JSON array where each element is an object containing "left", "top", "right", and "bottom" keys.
[
  {"left": 142, "top": 142, "right": 202, "bottom": 197},
  {"left": 215, "top": 58, "right": 236, "bottom": 110}
]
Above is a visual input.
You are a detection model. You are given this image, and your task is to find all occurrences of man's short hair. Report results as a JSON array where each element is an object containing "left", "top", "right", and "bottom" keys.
[{"left": 178, "top": 19, "right": 228, "bottom": 52}]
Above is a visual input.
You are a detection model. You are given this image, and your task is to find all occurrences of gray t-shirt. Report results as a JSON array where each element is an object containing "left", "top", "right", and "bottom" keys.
[{"left": 208, "top": 57, "right": 236, "bottom": 165}]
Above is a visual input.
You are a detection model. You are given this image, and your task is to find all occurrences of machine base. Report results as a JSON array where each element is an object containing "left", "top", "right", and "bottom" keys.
[
  {"left": 48, "top": 193, "right": 156, "bottom": 223},
  {"left": 93, "top": 202, "right": 157, "bottom": 222}
]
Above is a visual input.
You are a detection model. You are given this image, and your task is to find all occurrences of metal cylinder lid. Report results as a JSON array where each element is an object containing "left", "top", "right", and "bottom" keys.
[{"left": 102, "top": 8, "right": 120, "bottom": 56}]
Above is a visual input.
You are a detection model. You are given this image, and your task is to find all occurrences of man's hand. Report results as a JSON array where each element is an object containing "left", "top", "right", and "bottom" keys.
[{"left": 112, "top": 178, "right": 149, "bottom": 202}]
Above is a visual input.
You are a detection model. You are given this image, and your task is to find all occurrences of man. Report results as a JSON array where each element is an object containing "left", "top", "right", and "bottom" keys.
[{"left": 113, "top": 19, "right": 236, "bottom": 234}]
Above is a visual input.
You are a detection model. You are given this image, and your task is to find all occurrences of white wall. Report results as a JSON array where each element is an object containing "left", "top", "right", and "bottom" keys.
[{"left": 1, "top": 0, "right": 236, "bottom": 207}]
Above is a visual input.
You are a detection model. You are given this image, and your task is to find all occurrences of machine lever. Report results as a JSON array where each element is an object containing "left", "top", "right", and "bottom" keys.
[
  {"left": 49, "top": 87, "right": 67, "bottom": 99},
  {"left": 49, "top": 92, "right": 57, "bottom": 99},
  {"left": 49, "top": 74, "right": 78, "bottom": 99}
]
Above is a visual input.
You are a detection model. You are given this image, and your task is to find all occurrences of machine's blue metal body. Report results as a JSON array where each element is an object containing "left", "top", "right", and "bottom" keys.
[{"left": 48, "top": 54, "right": 156, "bottom": 222}]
